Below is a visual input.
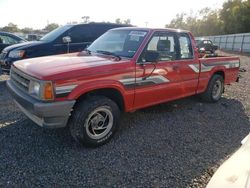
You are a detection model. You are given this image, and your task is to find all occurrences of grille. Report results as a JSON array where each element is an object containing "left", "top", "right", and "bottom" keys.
[{"left": 11, "top": 67, "right": 30, "bottom": 92}]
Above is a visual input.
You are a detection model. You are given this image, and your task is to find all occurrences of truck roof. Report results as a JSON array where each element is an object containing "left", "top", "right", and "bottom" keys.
[{"left": 110, "top": 27, "right": 190, "bottom": 33}]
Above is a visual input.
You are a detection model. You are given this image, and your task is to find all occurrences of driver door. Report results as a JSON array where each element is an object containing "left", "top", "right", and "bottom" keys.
[{"left": 134, "top": 31, "right": 183, "bottom": 109}]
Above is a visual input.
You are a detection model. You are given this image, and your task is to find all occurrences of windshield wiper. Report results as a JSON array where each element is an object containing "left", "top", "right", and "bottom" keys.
[
  {"left": 96, "top": 50, "right": 121, "bottom": 60},
  {"left": 83, "top": 49, "right": 92, "bottom": 54}
]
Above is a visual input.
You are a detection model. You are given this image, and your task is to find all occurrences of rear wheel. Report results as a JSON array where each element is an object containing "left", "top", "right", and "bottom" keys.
[
  {"left": 200, "top": 74, "right": 224, "bottom": 103},
  {"left": 69, "top": 96, "right": 120, "bottom": 147}
]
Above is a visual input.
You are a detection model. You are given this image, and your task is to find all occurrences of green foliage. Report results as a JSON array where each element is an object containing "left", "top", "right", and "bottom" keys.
[
  {"left": 115, "top": 18, "right": 122, "bottom": 24},
  {"left": 2, "top": 23, "right": 19, "bottom": 33},
  {"left": 166, "top": 8, "right": 223, "bottom": 36},
  {"left": 115, "top": 18, "right": 131, "bottom": 25},
  {"left": 82, "top": 16, "right": 90, "bottom": 23},
  {"left": 21, "top": 27, "right": 33, "bottom": 34},
  {"left": 220, "top": 0, "right": 250, "bottom": 34},
  {"left": 166, "top": 0, "right": 250, "bottom": 36},
  {"left": 44, "top": 23, "right": 59, "bottom": 32},
  {"left": 124, "top": 19, "right": 131, "bottom": 25}
]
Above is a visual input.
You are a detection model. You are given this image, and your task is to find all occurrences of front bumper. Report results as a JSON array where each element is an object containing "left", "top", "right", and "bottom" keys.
[{"left": 7, "top": 80, "right": 76, "bottom": 128}]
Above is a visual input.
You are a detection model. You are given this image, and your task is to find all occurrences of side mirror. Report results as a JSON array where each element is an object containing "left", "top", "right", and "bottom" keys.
[
  {"left": 62, "top": 36, "right": 71, "bottom": 43},
  {"left": 144, "top": 51, "right": 159, "bottom": 63}
]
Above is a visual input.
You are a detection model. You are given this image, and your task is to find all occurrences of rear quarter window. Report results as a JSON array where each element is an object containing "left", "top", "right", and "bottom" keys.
[
  {"left": 69, "top": 25, "right": 93, "bottom": 43},
  {"left": 178, "top": 33, "right": 193, "bottom": 59},
  {"left": 90, "top": 25, "right": 123, "bottom": 40}
]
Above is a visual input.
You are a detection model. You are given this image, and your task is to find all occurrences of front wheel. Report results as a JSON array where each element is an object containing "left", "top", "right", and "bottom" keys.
[
  {"left": 200, "top": 74, "right": 224, "bottom": 103},
  {"left": 69, "top": 96, "right": 120, "bottom": 147}
]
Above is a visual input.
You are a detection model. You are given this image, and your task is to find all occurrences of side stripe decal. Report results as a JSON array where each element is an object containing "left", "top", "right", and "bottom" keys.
[
  {"left": 119, "top": 75, "right": 169, "bottom": 87},
  {"left": 188, "top": 60, "right": 239, "bottom": 73},
  {"left": 55, "top": 85, "right": 77, "bottom": 97}
]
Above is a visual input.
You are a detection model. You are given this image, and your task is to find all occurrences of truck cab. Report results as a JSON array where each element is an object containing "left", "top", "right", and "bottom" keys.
[{"left": 7, "top": 27, "right": 240, "bottom": 147}]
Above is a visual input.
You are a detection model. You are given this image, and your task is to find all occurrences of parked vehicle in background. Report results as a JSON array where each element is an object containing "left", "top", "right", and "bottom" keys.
[
  {"left": 7, "top": 27, "right": 240, "bottom": 147},
  {"left": 26, "top": 34, "right": 43, "bottom": 41},
  {"left": 195, "top": 39, "right": 218, "bottom": 57},
  {"left": 0, "top": 31, "right": 26, "bottom": 52},
  {"left": 0, "top": 22, "right": 131, "bottom": 73},
  {"left": 207, "top": 133, "right": 250, "bottom": 188}
]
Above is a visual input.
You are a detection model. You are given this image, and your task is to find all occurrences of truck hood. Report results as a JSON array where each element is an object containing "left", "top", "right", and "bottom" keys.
[
  {"left": 13, "top": 53, "right": 124, "bottom": 80},
  {"left": 207, "top": 133, "right": 250, "bottom": 188},
  {"left": 3, "top": 41, "right": 46, "bottom": 52}
]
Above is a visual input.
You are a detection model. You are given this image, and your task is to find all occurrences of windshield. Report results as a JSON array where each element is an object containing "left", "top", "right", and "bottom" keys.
[
  {"left": 40, "top": 25, "right": 72, "bottom": 41},
  {"left": 87, "top": 29, "right": 148, "bottom": 58}
]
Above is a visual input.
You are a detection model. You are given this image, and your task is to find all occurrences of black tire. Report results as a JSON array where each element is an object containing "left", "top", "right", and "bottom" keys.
[
  {"left": 200, "top": 74, "right": 224, "bottom": 103},
  {"left": 69, "top": 96, "right": 120, "bottom": 147}
]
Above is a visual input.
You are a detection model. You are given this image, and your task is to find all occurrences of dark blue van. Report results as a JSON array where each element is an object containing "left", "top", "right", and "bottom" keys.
[{"left": 0, "top": 22, "right": 130, "bottom": 73}]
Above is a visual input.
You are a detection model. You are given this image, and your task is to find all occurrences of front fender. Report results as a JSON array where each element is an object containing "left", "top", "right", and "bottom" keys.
[{"left": 67, "top": 80, "right": 127, "bottom": 100}]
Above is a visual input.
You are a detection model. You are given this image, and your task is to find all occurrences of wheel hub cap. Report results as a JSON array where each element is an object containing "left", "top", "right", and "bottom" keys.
[
  {"left": 85, "top": 106, "right": 113, "bottom": 140},
  {"left": 212, "top": 80, "right": 222, "bottom": 99}
]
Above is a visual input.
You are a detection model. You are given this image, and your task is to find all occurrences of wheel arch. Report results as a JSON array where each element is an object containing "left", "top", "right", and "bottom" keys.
[
  {"left": 70, "top": 86, "right": 126, "bottom": 112},
  {"left": 213, "top": 70, "right": 225, "bottom": 81}
]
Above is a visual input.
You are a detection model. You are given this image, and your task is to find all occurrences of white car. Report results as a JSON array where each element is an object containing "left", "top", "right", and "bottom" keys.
[{"left": 207, "top": 133, "right": 250, "bottom": 188}]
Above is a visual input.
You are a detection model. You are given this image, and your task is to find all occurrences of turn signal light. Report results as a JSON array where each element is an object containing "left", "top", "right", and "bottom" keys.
[{"left": 43, "top": 82, "right": 54, "bottom": 100}]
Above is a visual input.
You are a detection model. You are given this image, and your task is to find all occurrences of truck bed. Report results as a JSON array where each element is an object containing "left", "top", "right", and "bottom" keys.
[{"left": 198, "top": 55, "right": 240, "bottom": 85}]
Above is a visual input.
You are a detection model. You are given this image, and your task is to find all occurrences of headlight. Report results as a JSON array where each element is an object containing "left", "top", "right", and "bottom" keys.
[
  {"left": 29, "top": 81, "right": 41, "bottom": 97},
  {"left": 8, "top": 50, "right": 25, "bottom": 58},
  {"left": 29, "top": 81, "right": 54, "bottom": 100}
]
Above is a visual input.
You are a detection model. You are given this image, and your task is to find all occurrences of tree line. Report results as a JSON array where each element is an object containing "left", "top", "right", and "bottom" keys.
[
  {"left": 0, "top": 18, "right": 131, "bottom": 35},
  {"left": 0, "top": 23, "right": 59, "bottom": 34},
  {"left": 165, "top": 0, "right": 250, "bottom": 36},
  {"left": 1, "top": 0, "right": 249, "bottom": 37}
]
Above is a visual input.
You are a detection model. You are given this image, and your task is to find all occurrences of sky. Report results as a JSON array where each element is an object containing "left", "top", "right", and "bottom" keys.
[{"left": 0, "top": 0, "right": 226, "bottom": 29}]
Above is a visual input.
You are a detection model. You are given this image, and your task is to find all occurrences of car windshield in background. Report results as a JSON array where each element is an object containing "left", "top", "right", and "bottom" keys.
[
  {"left": 195, "top": 40, "right": 201, "bottom": 45},
  {"left": 87, "top": 29, "right": 148, "bottom": 58},
  {"left": 40, "top": 25, "right": 72, "bottom": 42}
]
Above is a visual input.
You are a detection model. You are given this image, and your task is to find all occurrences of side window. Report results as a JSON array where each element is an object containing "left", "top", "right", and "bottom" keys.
[
  {"left": 203, "top": 40, "right": 211, "bottom": 44},
  {"left": 145, "top": 33, "right": 176, "bottom": 61},
  {"left": 0, "top": 35, "right": 4, "bottom": 44},
  {"left": 90, "top": 25, "right": 110, "bottom": 39},
  {"left": 178, "top": 34, "right": 193, "bottom": 59},
  {"left": 69, "top": 25, "right": 92, "bottom": 43},
  {"left": 0, "top": 35, "right": 17, "bottom": 44},
  {"left": 6, "top": 36, "right": 18, "bottom": 44}
]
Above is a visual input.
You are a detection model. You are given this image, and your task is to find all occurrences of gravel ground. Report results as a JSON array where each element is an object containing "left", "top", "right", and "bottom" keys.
[{"left": 0, "top": 52, "right": 249, "bottom": 187}]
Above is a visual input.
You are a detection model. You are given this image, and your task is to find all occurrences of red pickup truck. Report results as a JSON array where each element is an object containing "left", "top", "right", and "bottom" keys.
[{"left": 7, "top": 27, "right": 240, "bottom": 147}]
